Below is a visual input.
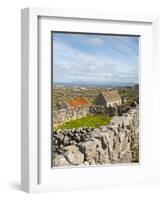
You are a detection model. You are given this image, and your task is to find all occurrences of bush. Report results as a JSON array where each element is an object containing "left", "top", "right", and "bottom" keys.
[
  {"left": 108, "top": 106, "right": 117, "bottom": 117},
  {"left": 117, "top": 105, "right": 130, "bottom": 116}
]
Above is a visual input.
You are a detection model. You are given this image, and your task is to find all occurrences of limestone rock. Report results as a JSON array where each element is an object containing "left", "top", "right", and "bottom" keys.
[
  {"left": 53, "top": 154, "right": 70, "bottom": 167},
  {"left": 78, "top": 140, "right": 95, "bottom": 161},
  {"left": 52, "top": 107, "right": 139, "bottom": 166},
  {"left": 63, "top": 135, "right": 69, "bottom": 145},
  {"left": 63, "top": 145, "right": 84, "bottom": 165}
]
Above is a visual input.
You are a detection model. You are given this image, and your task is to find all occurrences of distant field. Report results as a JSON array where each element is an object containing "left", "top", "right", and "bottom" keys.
[
  {"left": 52, "top": 87, "right": 104, "bottom": 110},
  {"left": 56, "top": 114, "right": 112, "bottom": 130},
  {"left": 52, "top": 86, "right": 139, "bottom": 111}
]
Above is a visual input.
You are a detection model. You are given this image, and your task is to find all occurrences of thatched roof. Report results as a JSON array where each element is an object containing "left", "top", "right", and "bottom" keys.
[{"left": 101, "top": 90, "right": 121, "bottom": 103}]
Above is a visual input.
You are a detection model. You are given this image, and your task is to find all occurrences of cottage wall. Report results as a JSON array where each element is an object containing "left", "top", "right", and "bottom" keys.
[
  {"left": 95, "top": 93, "right": 107, "bottom": 105},
  {"left": 60, "top": 101, "right": 69, "bottom": 109},
  {"left": 107, "top": 100, "right": 122, "bottom": 107}
]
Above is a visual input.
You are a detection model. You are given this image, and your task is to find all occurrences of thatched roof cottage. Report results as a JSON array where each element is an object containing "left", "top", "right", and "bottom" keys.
[{"left": 96, "top": 90, "right": 122, "bottom": 107}]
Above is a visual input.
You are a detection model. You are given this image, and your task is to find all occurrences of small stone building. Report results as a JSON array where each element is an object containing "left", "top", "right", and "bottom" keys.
[
  {"left": 96, "top": 90, "right": 122, "bottom": 107},
  {"left": 61, "top": 97, "right": 90, "bottom": 109}
]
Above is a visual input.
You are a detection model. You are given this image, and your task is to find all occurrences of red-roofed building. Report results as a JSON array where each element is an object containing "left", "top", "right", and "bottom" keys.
[{"left": 61, "top": 97, "right": 90, "bottom": 109}]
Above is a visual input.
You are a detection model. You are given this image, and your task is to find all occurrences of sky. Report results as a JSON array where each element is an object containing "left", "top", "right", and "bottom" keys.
[{"left": 52, "top": 32, "right": 139, "bottom": 86}]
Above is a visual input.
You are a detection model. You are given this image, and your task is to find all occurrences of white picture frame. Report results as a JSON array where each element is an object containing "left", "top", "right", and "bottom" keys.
[{"left": 21, "top": 7, "right": 159, "bottom": 193}]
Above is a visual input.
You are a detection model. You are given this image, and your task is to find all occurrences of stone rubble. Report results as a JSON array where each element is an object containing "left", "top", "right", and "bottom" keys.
[{"left": 52, "top": 107, "right": 139, "bottom": 167}]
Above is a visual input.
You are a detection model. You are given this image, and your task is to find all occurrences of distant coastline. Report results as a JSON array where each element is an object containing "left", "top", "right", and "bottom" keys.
[{"left": 53, "top": 81, "right": 139, "bottom": 88}]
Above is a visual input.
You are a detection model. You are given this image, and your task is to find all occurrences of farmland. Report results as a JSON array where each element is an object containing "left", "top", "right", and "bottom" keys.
[{"left": 52, "top": 84, "right": 139, "bottom": 111}]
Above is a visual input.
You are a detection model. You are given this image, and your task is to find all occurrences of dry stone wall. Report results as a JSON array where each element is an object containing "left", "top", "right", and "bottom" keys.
[
  {"left": 53, "top": 106, "right": 90, "bottom": 126},
  {"left": 52, "top": 107, "right": 139, "bottom": 166},
  {"left": 53, "top": 105, "right": 117, "bottom": 126}
]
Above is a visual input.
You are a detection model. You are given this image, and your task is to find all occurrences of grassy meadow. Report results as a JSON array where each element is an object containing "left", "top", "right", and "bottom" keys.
[{"left": 56, "top": 114, "right": 112, "bottom": 130}]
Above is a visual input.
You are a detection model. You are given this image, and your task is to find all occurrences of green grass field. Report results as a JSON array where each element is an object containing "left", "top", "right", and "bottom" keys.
[{"left": 56, "top": 114, "right": 112, "bottom": 130}]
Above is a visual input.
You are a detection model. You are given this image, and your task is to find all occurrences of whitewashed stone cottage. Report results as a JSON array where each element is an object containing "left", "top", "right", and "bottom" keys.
[{"left": 96, "top": 90, "right": 122, "bottom": 107}]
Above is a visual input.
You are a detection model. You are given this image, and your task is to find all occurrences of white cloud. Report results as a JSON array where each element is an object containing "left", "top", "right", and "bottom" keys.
[
  {"left": 86, "top": 37, "right": 105, "bottom": 46},
  {"left": 53, "top": 39, "right": 138, "bottom": 84}
]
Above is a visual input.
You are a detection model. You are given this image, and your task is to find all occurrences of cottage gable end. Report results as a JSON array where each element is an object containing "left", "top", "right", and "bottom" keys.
[{"left": 96, "top": 90, "right": 122, "bottom": 106}]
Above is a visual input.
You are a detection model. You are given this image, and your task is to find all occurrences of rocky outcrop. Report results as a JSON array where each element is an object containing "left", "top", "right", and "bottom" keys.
[{"left": 52, "top": 107, "right": 139, "bottom": 167}]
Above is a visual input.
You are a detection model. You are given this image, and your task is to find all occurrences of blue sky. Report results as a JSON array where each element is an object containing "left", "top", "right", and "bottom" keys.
[{"left": 53, "top": 32, "right": 139, "bottom": 85}]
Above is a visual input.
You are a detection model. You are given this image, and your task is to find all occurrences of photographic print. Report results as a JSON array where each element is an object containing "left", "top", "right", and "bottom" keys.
[{"left": 52, "top": 32, "right": 139, "bottom": 167}]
